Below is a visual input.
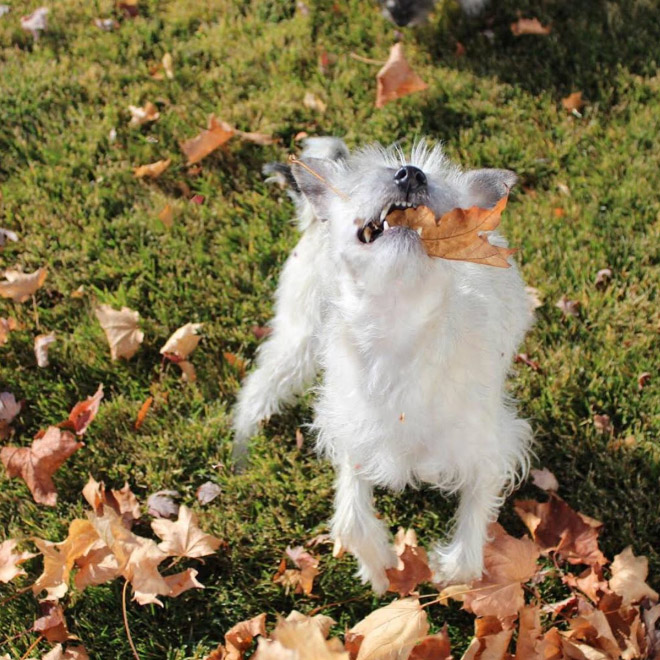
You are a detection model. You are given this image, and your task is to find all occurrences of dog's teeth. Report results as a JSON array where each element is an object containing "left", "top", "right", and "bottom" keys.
[
  {"left": 416, "top": 227, "right": 423, "bottom": 236},
  {"left": 383, "top": 220, "right": 390, "bottom": 231},
  {"left": 363, "top": 226, "right": 372, "bottom": 243},
  {"left": 380, "top": 208, "right": 388, "bottom": 221}
]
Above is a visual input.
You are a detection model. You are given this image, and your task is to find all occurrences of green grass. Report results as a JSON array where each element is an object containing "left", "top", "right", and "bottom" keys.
[{"left": 1, "top": 0, "right": 659, "bottom": 657}]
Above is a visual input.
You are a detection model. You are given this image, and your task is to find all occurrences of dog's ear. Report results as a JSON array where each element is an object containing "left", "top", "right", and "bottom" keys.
[
  {"left": 462, "top": 169, "right": 517, "bottom": 209},
  {"left": 290, "top": 157, "right": 337, "bottom": 220},
  {"left": 263, "top": 162, "right": 301, "bottom": 196}
]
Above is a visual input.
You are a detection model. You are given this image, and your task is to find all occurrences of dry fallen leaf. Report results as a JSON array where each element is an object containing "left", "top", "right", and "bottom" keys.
[
  {"left": 274, "top": 546, "right": 320, "bottom": 597},
  {"left": 162, "top": 52, "right": 174, "bottom": 79},
  {"left": 0, "top": 391, "right": 21, "bottom": 425},
  {"left": 128, "top": 101, "right": 160, "bottom": 127},
  {"left": 386, "top": 528, "right": 433, "bottom": 597},
  {"left": 0, "top": 267, "right": 47, "bottom": 302},
  {"left": 637, "top": 372, "right": 651, "bottom": 391},
  {"left": 94, "top": 17, "right": 118, "bottom": 31},
  {"left": 34, "top": 600, "right": 69, "bottom": 643},
  {"left": 41, "top": 644, "right": 90, "bottom": 660},
  {"left": 376, "top": 43, "right": 428, "bottom": 108},
  {"left": 134, "top": 158, "right": 171, "bottom": 179},
  {"left": 147, "top": 490, "right": 180, "bottom": 518},
  {"left": 303, "top": 91, "right": 327, "bottom": 114},
  {"left": 0, "top": 539, "right": 36, "bottom": 583},
  {"left": 152, "top": 505, "right": 223, "bottom": 558},
  {"left": 513, "top": 605, "right": 542, "bottom": 660},
  {"left": 515, "top": 495, "right": 607, "bottom": 567},
  {"left": 563, "top": 565, "right": 610, "bottom": 603},
  {"left": 66, "top": 384, "right": 104, "bottom": 435},
  {"left": 181, "top": 115, "right": 235, "bottom": 165},
  {"left": 562, "top": 92, "right": 585, "bottom": 113},
  {"left": 408, "top": 626, "right": 452, "bottom": 660},
  {"left": 593, "top": 414, "right": 613, "bottom": 435},
  {"left": 386, "top": 198, "right": 515, "bottom": 267},
  {"left": 83, "top": 476, "right": 140, "bottom": 528},
  {"left": 350, "top": 597, "right": 429, "bottom": 660},
  {"left": 1, "top": 426, "right": 84, "bottom": 506},
  {"left": 196, "top": 481, "right": 222, "bottom": 505},
  {"left": 462, "top": 616, "right": 515, "bottom": 660},
  {"left": 160, "top": 323, "right": 203, "bottom": 360},
  {"left": 236, "top": 129, "right": 278, "bottom": 146},
  {"left": 35, "top": 332, "right": 56, "bottom": 367},
  {"left": 224, "top": 352, "right": 246, "bottom": 378},
  {"left": 531, "top": 467, "right": 559, "bottom": 492},
  {"left": 514, "top": 353, "right": 541, "bottom": 371},
  {"left": 555, "top": 295, "right": 580, "bottom": 318},
  {"left": 157, "top": 203, "right": 174, "bottom": 227},
  {"left": 609, "top": 546, "right": 659, "bottom": 605},
  {"left": 21, "top": 6, "right": 48, "bottom": 39},
  {"left": 224, "top": 613, "right": 268, "bottom": 660},
  {"left": 163, "top": 567, "right": 204, "bottom": 597},
  {"left": 595, "top": 268, "right": 612, "bottom": 289},
  {"left": 0, "top": 316, "right": 17, "bottom": 345},
  {"left": 0, "top": 226, "right": 18, "bottom": 245},
  {"left": 462, "top": 523, "right": 540, "bottom": 619},
  {"left": 95, "top": 304, "right": 144, "bottom": 360},
  {"left": 510, "top": 17, "right": 551, "bottom": 36},
  {"left": 134, "top": 395, "right": 153, "bottom": 430}
]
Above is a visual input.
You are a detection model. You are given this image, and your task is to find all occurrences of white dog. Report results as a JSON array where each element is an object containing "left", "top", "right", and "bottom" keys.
[{"left": 232, "top": 137, "right": 533, "bottom": 593}]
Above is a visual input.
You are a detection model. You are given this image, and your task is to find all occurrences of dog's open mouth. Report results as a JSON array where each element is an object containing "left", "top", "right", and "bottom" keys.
[{"left": 357, "top": 202, "right": 420, "bottom": 244}]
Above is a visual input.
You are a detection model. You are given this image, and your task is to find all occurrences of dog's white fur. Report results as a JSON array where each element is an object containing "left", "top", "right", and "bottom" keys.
[{"left": 233, "top": 137, "right": 533, "bottom": 593}]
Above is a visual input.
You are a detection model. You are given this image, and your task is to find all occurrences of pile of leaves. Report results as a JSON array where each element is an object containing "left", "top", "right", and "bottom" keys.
[{"left": 204, "top": 469, "right": 659, "bottom": 660}]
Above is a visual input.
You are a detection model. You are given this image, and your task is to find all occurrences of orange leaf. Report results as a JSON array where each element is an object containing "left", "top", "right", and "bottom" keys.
[
  {"left": 409, "top": 626, "right": 452, "bottom": 660},
  {"left": 562, "top": 92, "right": 585, "bottom": 113},
  {"left": 386, "top": 197, "right": 515, "bottom": 267},
  {"left": 376, "top": 43, "right": 428, "bottom": 108},
  {"left": 181, "top": 115, "right": 235, "bottom": 165},
  {"left": 510, "top": 17, "right": 551, "bottom": 36},
  {"left": 134, "top": 158, "right": 171, "bottom": 179},
  {"left": 67, "top": 384, "right": 104, "bottom": 435},
  {"left": 135, "top": 396, "right": 153, "bottom": 430},
  {"left": 151, "top": 505, "right": 224, "bottom": 558},
  {"left": 386, "top": 528, "right": 432, "bottom": 597},
  {"left": 1, "top": 427, "right": 84, "bottom": 506},
  {"left": 33, "top": 600, "right": 69, "bottom": 643}
]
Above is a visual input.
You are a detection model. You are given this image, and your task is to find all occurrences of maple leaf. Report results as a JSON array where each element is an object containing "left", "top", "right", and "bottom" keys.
[
  {"left": 563, "top": 565, "right": 610, "bottom": 603},
  {"left": 147, "top": 490, "right": 180, "bottom": 518},
  {"left": 134, "top": 158, "right": 171, "bottom": 179},
  {"left": 515, "top": 495, "right": 608, "bottom": 567},
  {"left": 0, "top": 317, "right": 18, "bottom": 345},
  {"left": 376, "top": 43, "right": 428, "bottom": 109},
  {"left": 224, "top": 613, "right": 267, "bottom": 660},
  {"left": 1, "top": 427, "right": 84, "bottom": 506},
  {"left": 385, "top": 198, "right": 515, "bottom": 267},
  {"left": 0, "top": 539, "right": 36, "bottom": 583},
  {"left": 34, "top": 600, "right": 69, "bottom": 643},
  {"left": 530, "top": 467, "right": 559, "bottom": 492},
  {"left": 272, "top": 546, "right": 320, "bottom": 597},
  {"left": 163, "top": 567, "right": 204, "bottom": 597},
  {"left": 462, "top": 616, "right": 515, "bottom": 660},
  {"left": 82, "top": 476, "right": 140, "bottom": 528},
  {"left": 160, "top": 322, "right": 203, "bottom": 360},
  {"left": 152, "top": 505, "right": 223, "bottom": 558},
  {"left": 462, "top": 523, "right": 540, "bottom": 619},
  {"left": 349, "top": 598, "right": 429, "bottom": 660},
  {"left": 66, "top": 385, "right": 104, "bottom": 435},
  {"left": 73, "top": 540, "right": 120, "bottom": 590},
  {"left": 386, "top": 528, "right": 433, "bottom": 597},
  {"left": 408, "top": 625, "right": 452, "bottom": 660},
  {"left": 20, "top": 6, "right": 48, "bottom": 39},
  {"left": 33, "top": 518, "right": 101, "bottom": 599},
  {"left": 128, "top": 101, "right": 159, "bottom": 127},
  {"left": 35, "top": 332, "right": 56, "bottom": 367},
  {"left": 513, "top": 605, "right": 542, "bottom": 660},
  {"left": 181, "top": 115, "right": 235, "bottom": 165},
  {"left": 94, "top": 304, "right": 144, "bottom": 360},
  {"left": 196, "top": 481, "right": 222, "bottom": 505},
  {"left": 0, "top": 267, "right": 47, "bottom": 302},
  {"left": 41, "top": 644, "right": 90, "bottom": 660},
  {"left": 510, "top": 17, "right": 551, "bottom": 36},
  {"left": 608, "top": 546, "right": 659, "bottom": 605}
]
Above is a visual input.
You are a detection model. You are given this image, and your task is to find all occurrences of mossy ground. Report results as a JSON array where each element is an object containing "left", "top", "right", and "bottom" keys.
[{"left": 1, "top": 0, "right": 658, "bottom": 657}]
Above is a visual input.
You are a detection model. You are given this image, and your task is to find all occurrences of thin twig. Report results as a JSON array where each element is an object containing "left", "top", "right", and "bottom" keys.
[
  {"left": 287, "top": 156, "right": 349, "bottom": 201},
  {"left": 307, "top": 595, "right": 364, "bottom": 616},
  {"left": 0, "top": 585, "right": 32, "bottom": 609},
  {"left": 349, "top": 51, "right": 386, "bottom": 65},
  {"left": 122, "top": 580, "right": 140, "bottom": 660},
  {"left": 19, "top": 635, "right": 43, "bottom": 660}
]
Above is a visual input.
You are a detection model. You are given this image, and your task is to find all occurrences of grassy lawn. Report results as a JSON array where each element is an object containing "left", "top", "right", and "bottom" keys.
[{"left": 1, "top": 0, "right": 659, "bottom": 657}]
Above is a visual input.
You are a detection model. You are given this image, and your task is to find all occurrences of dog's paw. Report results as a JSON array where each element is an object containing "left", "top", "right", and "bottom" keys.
[
  {"left": 355, "top": 547, "right": 398, "bottom": 595},
  {"left": 430, "top": 543, "right": 484, "bottom": 586}
]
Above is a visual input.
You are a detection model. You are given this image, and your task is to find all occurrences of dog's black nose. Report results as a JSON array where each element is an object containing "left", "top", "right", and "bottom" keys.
[{"left": 394, "top": 165, "right": 427, "bottom": 193}]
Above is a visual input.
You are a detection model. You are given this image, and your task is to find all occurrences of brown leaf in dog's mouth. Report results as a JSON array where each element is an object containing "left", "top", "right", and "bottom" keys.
[{"left": 386, "top": 196, "right": 516, "bottom": 268}]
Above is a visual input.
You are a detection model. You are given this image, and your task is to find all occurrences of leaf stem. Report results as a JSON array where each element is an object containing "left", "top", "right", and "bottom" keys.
[
  {"left": 287, "top": 156, "right": 349, "bottom": 201},
  {"left": 349, "top": 51, "right": 386, "bottom": 65},
  {"left": 122, "top": 579, "right": 140, "bottom": 660}
]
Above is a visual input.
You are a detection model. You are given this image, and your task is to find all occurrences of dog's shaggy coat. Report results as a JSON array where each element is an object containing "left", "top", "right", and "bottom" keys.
[{"left": 233, "top": 138, "right": 533, "bottom": 592}]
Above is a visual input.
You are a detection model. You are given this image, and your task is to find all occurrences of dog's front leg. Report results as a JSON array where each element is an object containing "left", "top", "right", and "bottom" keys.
[
  {"left": 432, "top": 475, "right": 505, "bottom": 585},
  {"left": 331, "top": 458, "right": 397, "bottom": 594}
]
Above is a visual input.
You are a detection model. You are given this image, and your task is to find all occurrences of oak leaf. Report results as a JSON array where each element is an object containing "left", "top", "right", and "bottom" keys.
[
  {"left": 0, "top": 267, "right": 47, "bottom": 302},
  {"left": 152, "top": 505, "right": 223, "bottom": 558},
  {"left": 134, "top": 158, "right": 171, "bottom": 179},
  {"left": 608, "top": 546, "right": 659, "bottom": 605},
  {"left": 462, "top": 523, "right": 540, "bottom": 619},
  {"left": 1, "top": 427, "right": 84, "bottom": 506},
  {"left": 0, "top": 539, "right": 36, "bottom": 583},
  {"left": 181, "top": 115, "right": 235, "bottom": 165},
  {"left": 95, "top": 304, "right": 144, "bottom": 360},
  {"left": 376, "top": 44, "right": 428, "bottom": 109},
  {"left": 386, "top": 198, "right": 515, "bottom": 267},
  {"left": 510, "top": 17, "right": 551, "bottom": 35},
  {"left": 515, "top": 495, "right": 607, "bottom": 566},
  {"left": 350, "top": 597, "right": 429, "bottom": 660},
  {"left": 66, "top": 385, "right": 104, "bottom": 435},
  {"left": 35, "top": 333, "right": 56, "bottom": 367}
]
